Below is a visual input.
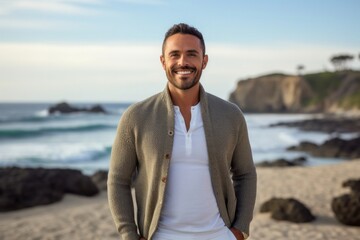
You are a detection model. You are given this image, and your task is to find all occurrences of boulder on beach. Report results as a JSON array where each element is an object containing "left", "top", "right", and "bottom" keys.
[
  {"left": 256, "top": 157, "right": 307, "bottom": 167},
  {"left": 332, "top": 178, "right": 360, "bottom": 226},
  {"left": 270, "top": 117, "right": 360, "bottom": 134},
  {"left": 343, "top": 179, "right": 360, "bottom": 194},
  {"left": 287, "top": 136, "right": 360, "bottom": 159},
  {"left": 91, "top": 170, "right": 108, "bottom": 191},
  {"left": 260, "top": 197, "right": 316, "bottom": 223},
  {"left": 0, "top": 167, "right": 99, "bottom": 212},
  {"left": 48, "top": 102, "right": 107, "bottom": 114}
]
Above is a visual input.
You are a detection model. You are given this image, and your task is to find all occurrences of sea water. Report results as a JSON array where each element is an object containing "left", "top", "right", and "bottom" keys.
[{"left": 0, "top": 103, "right": 348, "bottom": 174}]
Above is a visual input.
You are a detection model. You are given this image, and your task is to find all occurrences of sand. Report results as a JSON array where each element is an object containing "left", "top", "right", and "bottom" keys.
[{"left": 1, "top": 160, "right": 359, "bottom": 240}]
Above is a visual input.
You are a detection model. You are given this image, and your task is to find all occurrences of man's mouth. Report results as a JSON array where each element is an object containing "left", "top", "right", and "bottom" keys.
[
  {"left": 173, "top": 68, "right": 195, "bottom": 75},
  {"left": 176, "top": 70, "right": 192, "bottom": 75}
]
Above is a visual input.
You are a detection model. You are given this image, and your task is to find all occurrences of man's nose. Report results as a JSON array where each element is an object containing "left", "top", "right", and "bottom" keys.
[{"left": 178, "top": 55, "right": 189, "bottom": 66}]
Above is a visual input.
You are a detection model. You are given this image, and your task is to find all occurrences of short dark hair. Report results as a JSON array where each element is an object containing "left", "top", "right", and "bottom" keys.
[{"left": 162, "top": 23, "right": 206, "bottom": 56}]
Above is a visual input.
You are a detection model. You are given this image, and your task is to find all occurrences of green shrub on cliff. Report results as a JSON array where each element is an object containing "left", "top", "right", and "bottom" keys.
[
  {"left": 303, "top": 72, "right": 342, "bottom": 106},
  {"left": 340, "top": 91, "right": 360, "bottom": 108}
]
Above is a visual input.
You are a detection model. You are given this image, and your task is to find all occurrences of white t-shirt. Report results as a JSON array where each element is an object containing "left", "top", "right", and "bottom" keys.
[{"left": 153, "top": 103, "right": 235, "bottom": 240}]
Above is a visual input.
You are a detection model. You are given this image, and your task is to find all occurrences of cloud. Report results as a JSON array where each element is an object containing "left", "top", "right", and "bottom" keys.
[
  {"left": 207, "top": 43, "right": 359, "bottom": 77},
  {"left": 0, "top": 0, "right": 101, "bottom": 16},
  {"left": 3, "top": 42, "right": 354, "bottom": 74},
  {"left": 114, "top": 0, "right": 165, "bottom": 5},
  {"left": 0, "top": 0, "right": 164, "bottom": 17},
  {"left": 0, "top": 19, "right": 70, "bottom": 29},
  {"left": 0, "top": 42, "right": 359, "bottom": 102},
  {"left": 0, "top": 0, "right": 165, "bottom": 30},
  {"left": 0, "top": 42, "right": 160, "bottom": 70}
]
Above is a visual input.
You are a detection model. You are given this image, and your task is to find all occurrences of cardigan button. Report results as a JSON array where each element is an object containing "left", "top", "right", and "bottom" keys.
[
  {"left": 161, "top": 176, "right": 167, "bottom": 183},
  {"left": 165, "top": 153, "right": 170, "bottom": 159},
  {"left": 168, "top": 130, "right": 173, "bottom": 136}
]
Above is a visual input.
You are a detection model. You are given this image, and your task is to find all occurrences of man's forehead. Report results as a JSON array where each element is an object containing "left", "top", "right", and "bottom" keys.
[{"left": 164, "top": 34, "right": 202, "bottom": 51}]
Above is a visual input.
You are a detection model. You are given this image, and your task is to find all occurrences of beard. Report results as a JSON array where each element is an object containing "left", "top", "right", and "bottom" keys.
[{"left": 166, "top": 65, "right": 203, "bottom": 90}]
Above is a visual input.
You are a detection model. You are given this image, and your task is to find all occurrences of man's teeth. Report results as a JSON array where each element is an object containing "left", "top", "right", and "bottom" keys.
[{"left": 177, "top": 71, "right": 191, "bottom": 75}]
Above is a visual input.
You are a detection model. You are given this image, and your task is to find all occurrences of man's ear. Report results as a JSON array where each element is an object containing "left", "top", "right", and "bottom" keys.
[
  {"left": 160, "top": 55, "right": 166, "bottom": 70},
  {"left": 202, "top": 54, "right": 209, "bottom": 69}
]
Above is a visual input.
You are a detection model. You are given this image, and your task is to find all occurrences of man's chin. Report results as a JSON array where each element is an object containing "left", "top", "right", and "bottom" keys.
[{"left": 177, "top": 83, "right": 198, "bottom": 91}]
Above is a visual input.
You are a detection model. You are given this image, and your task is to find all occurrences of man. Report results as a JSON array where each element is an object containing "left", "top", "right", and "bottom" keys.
[{"left": 108, "top": 23, "right": 256, "bottom": 240}]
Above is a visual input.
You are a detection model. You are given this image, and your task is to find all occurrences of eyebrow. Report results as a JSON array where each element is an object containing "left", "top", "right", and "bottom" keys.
[
  {"left": 168, "top": 49, "right": 200, "bottom": 55},
  {"left": 187, "top": 49, "right": 199, "bottom": 54}
]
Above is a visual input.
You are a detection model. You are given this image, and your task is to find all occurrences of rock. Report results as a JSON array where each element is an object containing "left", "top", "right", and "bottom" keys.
[
  {"left": 332, "top": 193, "right": 360, "bottom": 226},
  {"left": 343, "top": 179, "right": 360, "bottom": 194},
  {"left": 91, "top": 170, "right": 108, "bottom": 191},
  {"left": 270, "top": 117, "right": 360, "bottom": 134},
  {"left": 287, "top": 136, "right": 360, "bottom": 159},
  {"left": 332, "top": 178, "right": 360, "bottom": 226},
  {"left": 287, "top": 141, "right": 318, "bottom": 152},
  {"left": 256, "top": 157, "right": 307, "bottom": 167},
  {"left": 88, "top": 105, "right": 106, "bottom": 113},
  {"left": 0, "top": 167, "right": 99, "bottom": 212},
  {"left": 260, "top": 197, "right": 316, "bottom": 223},
  {"left": 48, "top": 102, "right": 106, "bottom": 114},
  {"left": 51, "top": 169, "right": 100, "bottom": 196},
  {"left": 48, "top": 102, "right": 79, "bottom": 114}
]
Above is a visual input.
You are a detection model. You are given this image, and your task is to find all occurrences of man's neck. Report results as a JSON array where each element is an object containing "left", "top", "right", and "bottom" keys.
[{"left": 168, "top": 83, "right": 200, "bottom": 108}]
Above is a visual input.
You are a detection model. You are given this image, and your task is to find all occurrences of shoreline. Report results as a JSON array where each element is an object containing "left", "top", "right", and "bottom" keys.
[{"left": 1, "top": 160, "right": 359, "bottom": 239}]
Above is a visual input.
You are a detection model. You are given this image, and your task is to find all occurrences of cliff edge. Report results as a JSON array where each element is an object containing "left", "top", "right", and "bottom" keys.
[{"left": 229, "top": 71, "right": 360, "bottom": 114}]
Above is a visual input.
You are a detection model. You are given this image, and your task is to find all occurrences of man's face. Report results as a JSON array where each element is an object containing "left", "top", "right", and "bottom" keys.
[{"left": 160, "top": 33, "right": 208, "bottom": 91}]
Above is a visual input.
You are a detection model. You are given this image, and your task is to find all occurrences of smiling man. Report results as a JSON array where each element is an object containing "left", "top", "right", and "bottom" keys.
[{"left": 108, "top": 23, "right": 257, "bottom": 240}]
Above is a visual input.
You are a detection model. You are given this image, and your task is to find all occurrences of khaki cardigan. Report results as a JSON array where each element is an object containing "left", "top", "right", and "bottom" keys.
[{"left": 108, "top": 84, "right": 257, "bottom": 240}]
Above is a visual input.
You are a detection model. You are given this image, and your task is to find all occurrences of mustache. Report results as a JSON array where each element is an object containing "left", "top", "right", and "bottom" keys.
[{"left": 171, "top": 66, "right": 196, "bottom": 71}]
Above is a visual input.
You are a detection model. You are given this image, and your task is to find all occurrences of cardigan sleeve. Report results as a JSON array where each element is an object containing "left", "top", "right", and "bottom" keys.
[
  {"left": 107, "top": 108, "right": 140, "bottom": 240},
  {"left": 231, "top": 112, "right": 257, "bottom": 237}
]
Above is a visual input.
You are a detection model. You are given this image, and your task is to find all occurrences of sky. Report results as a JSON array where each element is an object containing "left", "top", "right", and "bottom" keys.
[{"left": 0, "top": 0, "right": 359, "bottom": 102}]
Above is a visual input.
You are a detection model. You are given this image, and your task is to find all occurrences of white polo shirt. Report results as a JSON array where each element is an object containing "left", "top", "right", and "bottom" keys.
[{"left": 153, "top": 103, "right": 235, "bottom": 240}]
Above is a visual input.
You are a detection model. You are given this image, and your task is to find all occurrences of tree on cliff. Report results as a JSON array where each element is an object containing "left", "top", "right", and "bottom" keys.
[
  {"left": 330, "top": 54, "right": 354, "bottom": 71},
  {"left": 297, "top": 65, "right": 305, "bottom": 75}
]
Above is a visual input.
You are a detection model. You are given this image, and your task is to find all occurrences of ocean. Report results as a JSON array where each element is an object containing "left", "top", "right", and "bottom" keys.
[{"left": 0, "top": 103, "right": 349, "bottom": 175}]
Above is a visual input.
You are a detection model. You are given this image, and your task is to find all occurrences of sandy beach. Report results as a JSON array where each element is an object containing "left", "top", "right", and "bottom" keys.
[{"left": 1, "top": 160, "right": 359, "bottom": 240}]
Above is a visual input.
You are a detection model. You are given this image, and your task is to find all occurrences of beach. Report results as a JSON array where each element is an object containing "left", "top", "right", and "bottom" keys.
[{"left": 1, "top": 160, "right": 359, "bottom": 240}]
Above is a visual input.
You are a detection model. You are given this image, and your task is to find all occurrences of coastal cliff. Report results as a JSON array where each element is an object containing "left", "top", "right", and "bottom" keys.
[{"left": 229, "top": 71, "right": 360, "bottom": 114}]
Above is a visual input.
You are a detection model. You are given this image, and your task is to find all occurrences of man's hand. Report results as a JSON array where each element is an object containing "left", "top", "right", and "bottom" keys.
[{"left": 230, "top": 227, "right": 245, "bottom": 240}]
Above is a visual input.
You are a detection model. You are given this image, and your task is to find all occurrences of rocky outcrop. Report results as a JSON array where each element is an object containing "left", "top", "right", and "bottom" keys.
[
  {"left": 91, "top": 170, "right": 108, "bottom": 191},
  {"left": 0, "top": 167, "right": 99, "bottom": 212},
  {"left": 229, "top": 74, "right": 315, "bottom": 113},
  {"left": 256, "top": 157, "right": 306, "bottom": 167},
  {"left": 331, "top": 179, "right": 360, "bottom": 226},
  {"left": 260, "top": 197, "right": 315, "bottom": 223},
  {"left": 270, "top": 117, "right": 360, "bottom": 133},
  {"left": 229, "top": 71, "right": 360, "bottom": 114},
  {"left": 48, "top": 102, "right": 107, "bottom": 114},
  {"left": 287, "top": 136, "right": 360, "bottom": 159}
]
